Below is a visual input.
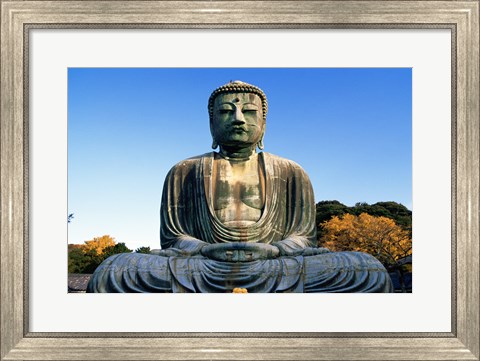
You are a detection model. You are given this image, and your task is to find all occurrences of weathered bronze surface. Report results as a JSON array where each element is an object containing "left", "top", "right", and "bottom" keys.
[{"left": 88, "top": 81, "right": 393, "bottom": 293}]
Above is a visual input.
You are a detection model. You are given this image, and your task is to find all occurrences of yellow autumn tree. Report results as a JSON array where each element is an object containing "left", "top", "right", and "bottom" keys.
[
  {"left": 81, "top": 235, "right": 116, "bottom": 255},
  {"left": 321, "top": 213, "right": 412, "bottom": 269}
]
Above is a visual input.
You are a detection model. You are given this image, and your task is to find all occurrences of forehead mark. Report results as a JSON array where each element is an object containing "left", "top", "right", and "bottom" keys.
[{"left": 214, "top": 93, "right": 262, "bottom": 107}]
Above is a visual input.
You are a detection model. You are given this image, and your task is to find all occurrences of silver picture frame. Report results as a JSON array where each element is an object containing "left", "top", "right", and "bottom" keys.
[{"left": 1, "top": 1, "right": 478, "bottom": 360}]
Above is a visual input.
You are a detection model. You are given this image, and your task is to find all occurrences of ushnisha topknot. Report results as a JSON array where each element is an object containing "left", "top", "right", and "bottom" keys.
[{"left": 208, "top": 80, "right": 268, "bottom": 122}]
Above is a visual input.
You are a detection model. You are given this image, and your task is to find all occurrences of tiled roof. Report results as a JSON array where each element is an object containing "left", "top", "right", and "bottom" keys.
[{"left": 68, "top": 274, "right": 92, "bottom": 292}]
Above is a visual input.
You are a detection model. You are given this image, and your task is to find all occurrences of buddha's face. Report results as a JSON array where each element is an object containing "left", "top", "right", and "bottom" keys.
[{"left": 211, "top": 93, "right": 265, "bottom": 148}]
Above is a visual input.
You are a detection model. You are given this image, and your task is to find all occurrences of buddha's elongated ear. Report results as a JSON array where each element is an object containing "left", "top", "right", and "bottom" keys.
[
  {"left": 209, "top": 118, "right": 218, "bottom": 149},
  {"left": 257, "top": 123, "right": 266, "bottom": 150},
  {"left": 257, "top": 136, "right": 264, "bottom": 150}
]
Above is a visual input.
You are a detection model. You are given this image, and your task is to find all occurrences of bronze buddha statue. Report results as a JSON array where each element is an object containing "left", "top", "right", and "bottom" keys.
[{"left": 87, "top": 81, "right": 393, "bottom": 293}]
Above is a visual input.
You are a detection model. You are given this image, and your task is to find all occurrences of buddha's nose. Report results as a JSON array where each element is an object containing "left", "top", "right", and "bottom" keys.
[{"left": 233, "top": 108, "right": 246, "bottom": 124}]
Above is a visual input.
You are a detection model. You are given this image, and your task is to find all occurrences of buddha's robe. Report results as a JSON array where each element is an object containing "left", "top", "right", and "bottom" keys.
[
  {"left": 87, "top": 152, "right": 393, "bottom": 293},
  {"left": 161, "top": 152, "right": 317, "bottom": 252}
]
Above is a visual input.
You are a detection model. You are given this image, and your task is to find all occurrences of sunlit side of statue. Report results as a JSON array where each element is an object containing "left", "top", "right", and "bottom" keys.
[{"left": 87, "top": 81, "right": 393, "bottom": 293}]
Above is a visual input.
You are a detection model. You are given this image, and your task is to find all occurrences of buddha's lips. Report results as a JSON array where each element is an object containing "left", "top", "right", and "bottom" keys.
[{"left": 230, "top": 126, "right": 248, "bottom": 133}]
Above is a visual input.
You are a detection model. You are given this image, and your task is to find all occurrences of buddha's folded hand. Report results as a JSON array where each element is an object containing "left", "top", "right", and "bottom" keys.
[
  {"left": 272, "top": 238, "right": 307, "bottom": 256},
  {"left": 201, "top": 242, "right": 280, "bottom": 262}
]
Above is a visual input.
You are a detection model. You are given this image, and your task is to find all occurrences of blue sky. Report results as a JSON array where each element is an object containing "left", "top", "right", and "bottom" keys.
[{"left": 68, "top": 68, "right": 412, "bottom": 250}]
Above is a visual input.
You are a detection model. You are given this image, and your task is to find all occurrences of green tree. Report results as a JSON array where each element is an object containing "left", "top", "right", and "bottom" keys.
[
  {"left": 68, "top": 245, "right": 104, "bottom": 274},
  {"left": 350, "top": 201, "right": 412, "bottom": 232},
  {"left": 102, "top": 242, "right": 132, "bottom": 258},
  {"left": 370, "top": 201, "right": 412, "bottom": 231},
  {"left": 315, "top": 200, "right": 349, "bottom": 239},
  {"left": 68, "top": 246, "right": 88, "bottom": 273},
  {"left": 135, "top": 246, "right": 151, "bottom": 254},
  {"left": 80, "top": 249, "right": 105, "bottom": 274},
  {"left": 316, "top": 200, "right": 349, "bottom": 224}
]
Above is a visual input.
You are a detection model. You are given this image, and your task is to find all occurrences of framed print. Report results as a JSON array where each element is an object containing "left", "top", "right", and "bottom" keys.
[
  {"left": 35, "top": 33, "right": 435, "bottom": 331},
  {"left": 1, "top": 1, "right": 479, "bottom": 360},
  {"left": 66, "top": 67, "right": 410, "bottom": 295}
]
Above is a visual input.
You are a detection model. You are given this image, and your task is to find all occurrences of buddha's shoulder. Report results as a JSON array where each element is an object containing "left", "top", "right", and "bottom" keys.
[
  {"left": 262, "top": 152, "right": 306, "bottom": 172},
  {"left": 168, "top": 152, "right": 212, "bottom": 172}
]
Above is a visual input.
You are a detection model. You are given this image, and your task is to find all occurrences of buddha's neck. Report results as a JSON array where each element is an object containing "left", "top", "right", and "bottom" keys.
[{"left": 218, "top": 145, "right": 256, "bottom": 161}]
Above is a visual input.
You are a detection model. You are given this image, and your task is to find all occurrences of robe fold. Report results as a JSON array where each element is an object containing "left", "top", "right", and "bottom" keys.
[{"left": 160, "top": 152, "right": 316, "bottom": 249}]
